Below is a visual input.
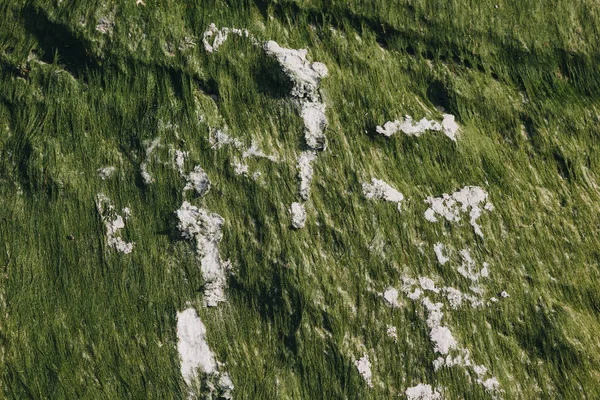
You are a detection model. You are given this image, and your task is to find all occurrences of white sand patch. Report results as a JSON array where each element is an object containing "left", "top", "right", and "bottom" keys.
[
  {"left": 297, "top": 151, "right": 317, "bottom": 200},
  {"left": 183, "top": 166, "right": 211, "bottom": 196},
  {"left": 176, "top": 308, "right": 234, "bottom": 398},
  {"left": 387, "top": 325, "right": 398, "bottom": 342},
  {"left": 424, "top": 186, "right": 492, "bottom": 237},
  {"left": 202, "top": 24, "right": 254, "bottom": 53},
  {"left": 362, "top": 178, "right": 404, "bottom": 211},
  {"left": 422, "top": 297, "right": 457, "bottom": 354},
  {"left": 405, "top": 383, "right": 442, "bottom": 399},
  {"left": 354, "top": 353, "right": 373, "bottom": 388},
  {"left": 97, "top": 166, "right": 116, "bottom": 180},
  {"left": 383, "top": 287, "right": 401, "bottom": 308},
  {"left": 96, "top": 194, "right": 135, "bottom": 254},
  {"left": 290, "top": 202, "right": 307, "bottom": 229},
  {"left": 176, "top": 202, "right": 230, "bottom": 307},
  {"left": 433, "top": 242, "right": 449, "bottom": 265}
]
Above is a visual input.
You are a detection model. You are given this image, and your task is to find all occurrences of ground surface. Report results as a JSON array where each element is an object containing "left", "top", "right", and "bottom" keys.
[{"left": 1, "top": 1, "right": 600, "bottom": 399}]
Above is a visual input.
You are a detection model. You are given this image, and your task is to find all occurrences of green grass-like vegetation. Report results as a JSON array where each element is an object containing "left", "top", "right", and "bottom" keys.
[{"left": 1, "top": 0, "right": 600, "bottom": 398}]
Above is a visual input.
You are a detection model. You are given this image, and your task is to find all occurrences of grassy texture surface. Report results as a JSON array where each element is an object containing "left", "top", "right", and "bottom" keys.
[{"left": 1, "top": 0, "right": 600, "bottom": 398}]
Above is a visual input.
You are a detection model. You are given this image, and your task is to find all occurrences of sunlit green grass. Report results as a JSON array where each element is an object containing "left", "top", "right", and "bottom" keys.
[{"left": 1, "top": 0, "right": 599, "bottom": 398}]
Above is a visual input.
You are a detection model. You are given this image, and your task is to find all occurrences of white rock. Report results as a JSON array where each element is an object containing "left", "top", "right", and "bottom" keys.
[
  {"left": 297, "top": 151, "right": 317, "bottom": 200},
  {"left": 301, "top": 101, "right": 327, "bottom": 150},
  {"left": 97, "top": 194, "right": 135, "bottom": 254},
  {"left": 405, "top": 383, "right": 442, "bottom": 399},
  {"left": 386, "top": 325, "right": 398, "bottom": 342},
  {"left": 264, "top": 40, "right": 328, "bottom": 101},
  {"left": 290, "top": 202, "right": 307, "bottom": 229},
  {"left": 362, "top": 178, "right": 404, "bottom": 211},
  {"left": 97, "top": 166, "right": 116, "bottom": 180},
  {"left": 433, "top": 242, "right": 450, "bottom": 265},
  {"left": 422, "top": 297, "right": 457, "bottom": 354},
  {"left": 354, "top": 354, "right": 373, "bottom": 388},
  {"left": 383, "top": 287, "right": 401, "bottom": 308},
  {"left": 176, "top": 201, "right": 228, "bottom": 307},
  {"left": 419, "top": 277, "right": 440, "bottom": 293},
  {"left": 424, "top": 186, "right": 491, "bottom": 237},
  {"left": 441, "top": 114, "right": 459, "bottom": 141},
  {"left": 184, "top": 166, "right": 211, "bottom": 196},
  {"left": 177, "top": 308, "right": 234, "bottom": 398}
]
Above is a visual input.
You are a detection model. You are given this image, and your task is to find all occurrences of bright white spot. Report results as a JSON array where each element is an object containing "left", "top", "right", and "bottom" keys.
[
  {"left": 441, "top": 114, "right": 459, "bottom": 141},
  {"left": 175, "top": 150, "right": 188, "bottom": 174},
  {"left": 422, "top": 297, "right": 457, "bottom": 354},
  {"left": 184, "top": 166, "right": 211, "bottom": 196},
  {"left": 211, "top": 130, "right": 243, "bottom": 150},
  {"left": 362, "top": 178, "right": 404, "bottom": 211},
  {"left": 176, "top": 201, "right": 229, "bottom": 307},
  {"left": 419, "top": 277, "right": 440, "bottom": 293},
  {"left": 433, "top": 242, "right": 449, "bottom": 265},
  {"left": 482, "top": 377, "right": 501, "bottom": 393},
  {"left": 264, "top": 40, "right": 329, "bottom": 199},
  {"left": 376, "top": 116, "right": 441, "bottom": 137},
  {"left": 290, "top": 202, "right": 307, "bottom": 229},
  {"left": 424, "top": 186, "right": 491, "bottom": 237},
  {"left": 232, "top": 158, "right": 249, "bottom": 176},
  {"left": 407, "top": 288, "right": 423, "bottom": 300},
  {"left": 97, "top": 166, "right": 116, "bottom": 180},
  {"left": 141, "top": 138, "right": 160, "bottom": 184},
  {"left": 176, "top": 308, "right": 234, "bottom": 398},
  {"left": 444, "top": 287, "right": 463, "bottom": 309},
  {"left": 96, "top": 194, "right": 135, "bottom": 254},
  {"left": 383, "top": 287, "right": 401, "bottom": 308},
  {"left": 405, "top": 383, "right": 442, "bottom": 399},
  {"left": 501, "top": 291, "right": 510, "bottom": 298},
  {"left": 202, "top": 24, "right": 254, "bottom": 53},
  {"left": 457, "top": 249, "right": 489, "bottom": 282},
  {"left": 301, "top": 101, "right": 327, "bottom": 150},
  {"left": 377, "top": 113, "right": 459, "bottom": 142},
  {"left": 297, "top": 151, "right": 317, "bottom": 200},
  {"left": 354, "top": 353, "right": 373, "bottom": 388},
  {"left": 387, "top": 325, "right": 398, "bottom": 342},
  {"left": 264, "top": 40, "right": 328, "bottom": 101},
  {"left": 177, "top": 308, "right": 217, "bottom": 382},
  {"left": 242, "top": 141, "right": 278, "bottom": 162}
]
